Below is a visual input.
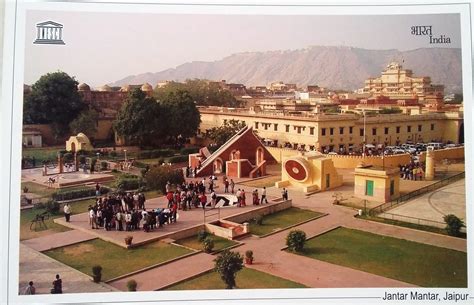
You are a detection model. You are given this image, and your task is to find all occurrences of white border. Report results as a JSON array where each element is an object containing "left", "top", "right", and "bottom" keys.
[{"left": 2, "top": 1, "right": 473, "bottom": 304}]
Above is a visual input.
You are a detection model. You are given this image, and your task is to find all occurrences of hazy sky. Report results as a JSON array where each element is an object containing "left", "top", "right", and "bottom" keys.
[{"left": 24, "top": 11, "right": 461, "bottom": 87}]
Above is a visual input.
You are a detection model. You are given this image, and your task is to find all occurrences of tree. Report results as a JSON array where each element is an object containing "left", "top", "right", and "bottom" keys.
[
  {"left": 69, "top": 109, "right": 99, "bottom": 136},
  {"left": 214, "top": 250, "right": 243, "bottom": 289},
  {"left": 443, "top": 214, "right": 465, "bottom": 237},
  {"left": 205, "top": 119, "right": 246, "bottom": 147},
  {"left": 23, "top": 71, "right": 85, "bottom": 138},
  {"left": 154, "top": 79, "right": 241, "bottom": 107},
  {"left": 144, "top": 165, "right": 184, "bottom": 193},
  {"left": 159, "top": 90, "right": 201, "bottom": 143},
  {"left": 379, "top": 107, "right": 402, "bottom": 114},
  {"left": 113, "top": 89, "right": 166, "bottom": 146},
  {"left": 286, "top": 230, "right": 307, "bottom": 252}
]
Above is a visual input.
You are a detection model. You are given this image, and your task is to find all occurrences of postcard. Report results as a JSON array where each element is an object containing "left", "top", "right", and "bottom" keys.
[{"left": 1, "top": 1, "right": 472, "bottom": 304}]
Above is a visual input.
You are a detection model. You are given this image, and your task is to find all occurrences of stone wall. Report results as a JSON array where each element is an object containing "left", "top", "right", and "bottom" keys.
[
  {"left": 267, "top": 146, "right": 411, "bottom": 169},
  {"left": 418, "top": 146, "right": 464, "bottom": 163},
  {"left": 225, "top": 200, "right": 292, "bottom": 223}
]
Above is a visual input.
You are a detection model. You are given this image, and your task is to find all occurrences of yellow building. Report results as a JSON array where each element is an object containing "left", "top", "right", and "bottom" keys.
[
  {"left": 360, "top": 62, "right": 444, "bottom": 101},
  {"left": 199, "top": 108, "right": 463, "bottom": 153},
  {"left": 354, "top": 165, "right": 400, "bottom": 203},
  {"left": 276, "top": 151, "right": 343, "bottom": 194},
  {"left": 65, "top": 133, "right": 93, "bottom": 152}
]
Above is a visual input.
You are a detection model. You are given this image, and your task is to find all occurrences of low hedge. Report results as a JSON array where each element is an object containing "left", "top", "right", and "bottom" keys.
[
  {"left": 52, "top": 186, "right": 110, "bottom": 201},
  {"left": 137, "top": 149, "right": 175, "bottom": 159},
  {"left": 180, "top": 146, "right": 200, "bottom": 155},
  {"left": 115, "top": 176, "right": 144, "bottom": 191},
  {"left": 168, "top": 155, "right": 188, "bottom": 164}
]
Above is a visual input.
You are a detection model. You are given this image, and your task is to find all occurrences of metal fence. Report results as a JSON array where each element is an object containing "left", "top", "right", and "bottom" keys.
[
  {"left": 377, "top": 212, "right": 446, "bottom": 228},
  {"left": 369, "top": 172, "right": 465, "bottom": 216}
]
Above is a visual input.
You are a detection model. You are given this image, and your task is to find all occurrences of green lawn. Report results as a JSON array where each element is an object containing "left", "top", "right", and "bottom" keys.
[
  {"left": 44, "top": 239, "right": 192, "bottom": 281},
  {"left": 22, "top": 146, "right": 62, "bottom": 163},
  {"left": 294, "top": 227, "right": 467, "bottom": 287},
  {"left": 175, "top": 234, "right": 238, "bottom": 252},
  {"left": 20, "top": 198, "right": 96, "bottom": 240},
  {"left": 21, "top": 182, "right": 57, "bottom": 197},
  {"left": 165, "top": 268, "right": 306, "bottom": 290},
  {"left": 248, "top": 207, "right": 323, "bottom": 236}
]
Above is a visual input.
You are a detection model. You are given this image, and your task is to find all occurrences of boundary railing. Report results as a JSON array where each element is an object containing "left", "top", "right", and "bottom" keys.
[{"left": 369, "top": 172, "right": 465, "bottom": 216}]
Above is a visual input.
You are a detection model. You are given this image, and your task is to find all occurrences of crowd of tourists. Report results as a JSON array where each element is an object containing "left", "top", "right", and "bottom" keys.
[
  {"left": 84, "top": 191, "right": 177, "bottom": 233},
  {"left": 399, "top": 161, "right": 425, "bottom": 181}
]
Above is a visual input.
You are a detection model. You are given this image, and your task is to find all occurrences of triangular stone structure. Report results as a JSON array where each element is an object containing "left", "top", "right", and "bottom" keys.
[{"left": 189, "top": 126, "right": 277, "bottom": 178}]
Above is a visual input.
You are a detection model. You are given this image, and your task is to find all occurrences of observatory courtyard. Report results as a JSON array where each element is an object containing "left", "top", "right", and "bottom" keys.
[{"left": 18, "top": 129, "right": 467, "bottom": 294}]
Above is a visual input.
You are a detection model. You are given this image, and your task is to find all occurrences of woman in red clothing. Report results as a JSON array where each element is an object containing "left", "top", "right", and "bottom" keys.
[
  {"left": 241, "top": 189, "right": 246, "bottom": 207},
  {"left": 200, "top": 193, "right": 207, "bottom": 209}
]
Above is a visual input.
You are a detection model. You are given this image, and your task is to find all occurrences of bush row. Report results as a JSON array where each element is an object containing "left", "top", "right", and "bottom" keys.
[{"left": 52, "top": 186, "right": 110, "bottom": 201}]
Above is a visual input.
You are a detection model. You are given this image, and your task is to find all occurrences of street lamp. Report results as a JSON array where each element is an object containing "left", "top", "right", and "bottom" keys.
[
  {"left": 124, "top": 149, "right": 127, "bottom": 162},
  {"left": 362, "top": 110, "right": 366, "bottom": 157},
  {"left": 96, "top": 152, "right": 100, "bottom": 173}
]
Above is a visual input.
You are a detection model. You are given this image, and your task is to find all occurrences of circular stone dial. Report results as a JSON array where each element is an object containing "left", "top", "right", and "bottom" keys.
[{"left": 284, "top": 159, "right": 309, "bottom": 182}]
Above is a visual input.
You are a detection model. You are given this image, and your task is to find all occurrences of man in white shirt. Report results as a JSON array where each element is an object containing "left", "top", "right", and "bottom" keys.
[
  {"left": 261, "top": 187, "right": 268, "bottom": 204},
  {"left": 63, "top": 203, "right": 71, "bottom": 222}
]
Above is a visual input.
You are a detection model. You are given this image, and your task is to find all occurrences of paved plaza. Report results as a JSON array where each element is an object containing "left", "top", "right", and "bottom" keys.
[
  {"left": 380, "top": 179, "right": 466, "bottom": 228},
  {"left": 18, "top": 173, "right": 467, "bottom": 293}
]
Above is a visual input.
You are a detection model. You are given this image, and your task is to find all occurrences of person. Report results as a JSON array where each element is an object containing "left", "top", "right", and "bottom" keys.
[
  {"left": 224, "top": 178, "right": 229, "bottom": 193},
  {"left": 211, "top": 191, "right": 217, "bottom": 209},
  {"left": 230, "top": 179, "right": 235, "bottom": 194},
  {"left": 95, "top": 183, "right": 100, "bottom": 196},
  {"left": 88, "top": 207, "right": 97, "bottom": 229},
  {"left": 282, "top": 188, "right": 288, "bottom": 201},
  {"left": 236, "top": 189, "right": 242, "bottom": 207},
  {"left": 260, "top": 186, "right": 268, "bottom": 204},
  {"left": 24, "top": 281, "right": 35, "bottom": 295},
  {"left": 241, "top": 189, "right": 246, "bottom": 207},
  {"left": 51, "top": 274, "right": 62, "bottom": 294},
  {"left": 252, "top": 189, "right": 259, "bottom": 205},
  {"left": 200, "top": 193, "right": 207, "bottom": 209},
  {"left": 63, "top": 203, "right": 71, "bottom": 222}
]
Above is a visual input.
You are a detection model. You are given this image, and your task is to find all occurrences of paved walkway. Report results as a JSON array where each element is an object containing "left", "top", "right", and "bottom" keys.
[
  {"left": 19, "top": 243, "right": 118, "bottom": 295},
  {"left": 108, "top": 252, "right": 215, "bottom": 291},
  {"left": 382, "top": 179, "right": 466, "bottom": 227},
  {"left": 22, "top": 230, "right": 96, "bottom": 252},
  {"left": 20, "top": 171, "right": 467, "bottom": 291}
]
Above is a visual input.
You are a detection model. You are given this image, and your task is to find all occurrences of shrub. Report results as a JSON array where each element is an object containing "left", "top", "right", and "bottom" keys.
[
  {"left": 92, "top": 265, "right": 102, "bottom": 283},
  {"left": 63, "top": 152, "right": 74, "bottom": 163},
  {"left": 126, "top": 279, "right": 137, "bottom": 291},
  {"left": 43, "top": 200, "right": 61, "bottom": 214},
  {"left": 286, "top": 230, "right": 307, "bottom": 252},
  {"left": 180, "top": 146, "right": 200, "bottom": 155},
  {"left": 79, "top": 155, "right": 86, "bottom": 164},
  {"left": 90, "top": 157, "right": 97, "bottom": 173},
  {"left": 203, "top": 237, "right": 214, "bottom": 253},
  {"left": 197, "top": 230, "right": 209, "bottom": 242},
  {"left": 52, "top": 187, "right": 109, "bottom": 201},
  {"left": 109, "top": 151, "right": 117, "bottom": 158},
  {"left": 444, "top": 214, "right": 465, "bottom": 237},
  {"left": 214, "top": 250, "right": 243, "bottom": 289},
  {"left": 100, "top": 161, "right": 108, "bottom": 170},
  {"left": 168, "top": 155, "right": 188, "bottom": 164},
  {"left": 144, "top": 165, "right": 184, "bottom": 193},
  {"left": 115, "top": 174, "right": 144, "bottom": 191}
]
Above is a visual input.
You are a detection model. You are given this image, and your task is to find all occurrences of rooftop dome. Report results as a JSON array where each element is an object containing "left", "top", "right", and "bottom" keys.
[
  {"left": 98, "top": 84, "right": 112, "bottom": 92},
  {"left": 78, "top": 83, "right": 91, "bottom": 91},
  {"left": 141, "top": 83, "right": 153, "bottom": 92},
  {"left": 120, "top": 85, "right": 131, "bottom": 92}
]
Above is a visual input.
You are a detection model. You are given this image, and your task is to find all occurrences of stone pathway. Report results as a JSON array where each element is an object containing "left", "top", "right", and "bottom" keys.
[
  {"left": 19, "top": 243, "right": 118, "bottom": 295},
  {"left": 19, "top": 172, "right": 467, "bottom": 291},
  {"left": 108, "top": 252, "right": 215, "bottom": 291},
  {"left": 22, "top": 229, "right": 96, "bottom": 252}
]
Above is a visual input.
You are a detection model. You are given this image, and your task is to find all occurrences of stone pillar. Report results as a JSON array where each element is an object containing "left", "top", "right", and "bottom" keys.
[
  {"left": 74, "top": 153, "right": 79, "bottom": 172},
  {"left": 58, "top": 153, "right": 64, "bottom": 174},
  {"left": 425, "top": 147, "right": 435, "bottom": 181}
]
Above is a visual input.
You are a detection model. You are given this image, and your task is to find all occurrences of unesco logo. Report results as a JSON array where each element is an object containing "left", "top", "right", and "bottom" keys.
[{"left": 33, "top": 21, "right": 65, "bottom": 45}]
